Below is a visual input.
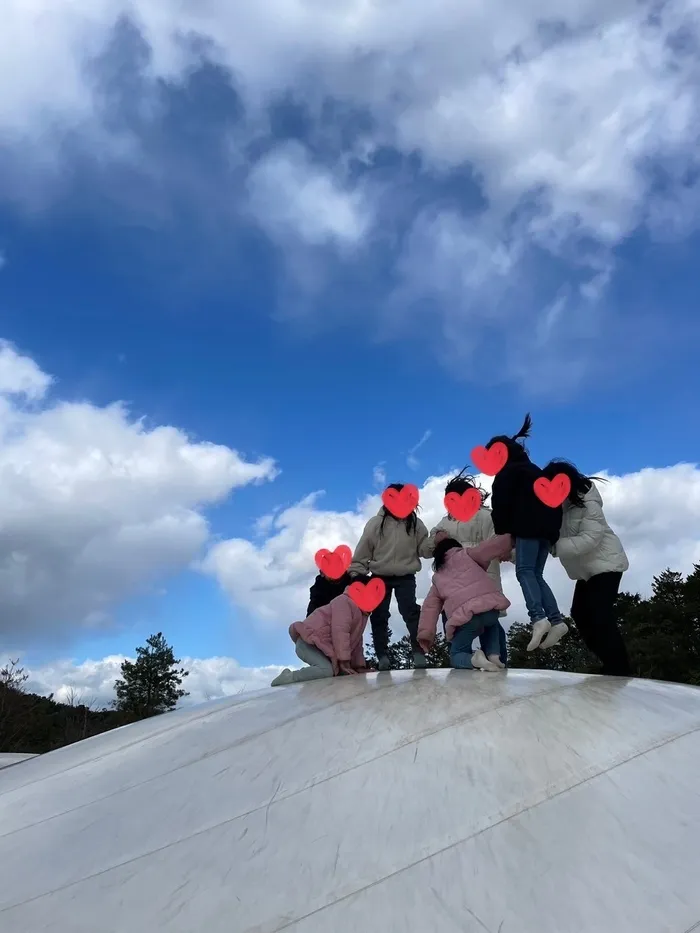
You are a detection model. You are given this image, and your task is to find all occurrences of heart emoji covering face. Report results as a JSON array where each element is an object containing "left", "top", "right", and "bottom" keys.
[
  {"left": 381, "top": 484, "right": 420, "bottom": 520},
  {"left": 444, "top": 488, "right": 481, "bottom": 523},
  {"left": 533, "top": 473, "right": 571, "bottom": 508},
  {"left": 470, "top": 443, "right": 508, "bottom": 477},
  {"left": 347, "top": 577, "right": 386, "bottom": 613},
  {"left": 314, "top": 545, "right": 352, "bottom": 580}
]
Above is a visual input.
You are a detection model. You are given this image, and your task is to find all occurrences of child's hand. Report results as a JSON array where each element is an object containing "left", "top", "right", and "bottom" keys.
[
  {"left": 418, "top": 637, "right": 433, "bottom": 655},
  {"left": 339, "top": 661, "right": 358, "bottom": 676}
]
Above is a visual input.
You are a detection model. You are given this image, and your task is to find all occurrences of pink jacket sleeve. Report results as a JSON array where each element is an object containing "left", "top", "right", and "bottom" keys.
[
  {"left": 330, "top": 598, "right": 353, "bottom": 662},
  {"left": 418, "top": 584, "right": 443, "bottom": 646},
  {"left": 465, "top": 534, "right": 513, "bottom": 569}
]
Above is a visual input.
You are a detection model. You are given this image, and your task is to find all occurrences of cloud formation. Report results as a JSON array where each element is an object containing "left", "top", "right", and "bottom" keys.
[
  {"left": 2, "top": 0, "right": 699, "bottom": 379},
  {"left": 0, "top": 341, "right": 276, "bottom": 650}
]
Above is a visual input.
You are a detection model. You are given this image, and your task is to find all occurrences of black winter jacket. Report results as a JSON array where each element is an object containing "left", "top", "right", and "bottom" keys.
[
  {"left": 491, "top": 459, "right": 563, "bottom": 544},
  {"left": 306, "top": 573, "right": 353, "bottom": 617}
]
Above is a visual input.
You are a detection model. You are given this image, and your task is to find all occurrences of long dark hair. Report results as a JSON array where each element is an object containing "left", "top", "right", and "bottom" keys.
[
  {"left": 380, "top": 482, "right": 419, "bottom": 536},
  {"left": 485, "top": 413, "right": 532, "bottom": 464},
  {"left": 432, "top": 537, "right": 462, "bottom": 571},
  {"left": 542, "top": 459, "right": 606, "bottom": 508},
  {"left": 444, "top": 473, "right": 489, "bottom": 506}
]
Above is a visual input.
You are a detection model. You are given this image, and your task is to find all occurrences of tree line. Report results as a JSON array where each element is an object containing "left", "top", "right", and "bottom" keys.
[{"left": 2, "top": 565, "right": 700, "bottom": 755}]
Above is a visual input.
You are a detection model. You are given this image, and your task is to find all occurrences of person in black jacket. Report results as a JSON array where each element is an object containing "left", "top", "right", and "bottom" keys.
[
  {"left": 306, "top": 571, "right": 353, "bottom": 617},
  {"left": 485, "top": 414, "right": 568, "bottom": 653}
]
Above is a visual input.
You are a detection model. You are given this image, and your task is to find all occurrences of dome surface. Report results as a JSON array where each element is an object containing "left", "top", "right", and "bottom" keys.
[{"left": 1, "top": 669, "right": 700, "bottom": 932}]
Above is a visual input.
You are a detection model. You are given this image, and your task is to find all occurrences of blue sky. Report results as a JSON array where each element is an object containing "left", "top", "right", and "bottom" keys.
[{"left": 1, "top": 0, "right": 700, "bottom": 703}]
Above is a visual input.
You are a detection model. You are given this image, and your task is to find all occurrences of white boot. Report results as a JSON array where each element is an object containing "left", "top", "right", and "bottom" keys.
[
  {"left": 527, "top": 619, "right": 551, "bottom": 652},
  {"left": 540, "top": 622, "right": 569, "bottom": 650},
  {"left": 471, "top": 649, "right": 501, "bottom": 672}
]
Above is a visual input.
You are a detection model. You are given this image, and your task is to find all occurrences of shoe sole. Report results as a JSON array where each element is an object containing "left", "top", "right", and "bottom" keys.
[
  {"left": 540, "top": 624, "right": 569, "bottom": 650},
  {"left": 527, "top": 621, "right": 551, "bottom": 652}
]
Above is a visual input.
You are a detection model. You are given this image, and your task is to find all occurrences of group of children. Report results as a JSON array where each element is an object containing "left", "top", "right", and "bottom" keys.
[{"left": 272, "top": 414, "right": 631, "bottom": 686}]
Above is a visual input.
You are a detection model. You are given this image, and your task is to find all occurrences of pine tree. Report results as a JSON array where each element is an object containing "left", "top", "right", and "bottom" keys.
[{"left": 113, "top": 633, "right": 189, "bottom": 720}]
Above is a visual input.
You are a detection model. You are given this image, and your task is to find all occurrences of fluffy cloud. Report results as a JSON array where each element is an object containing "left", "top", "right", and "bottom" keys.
[
  {"left": 21, "top": 654, "right": 283, "bottom": 709},
  {"left": 204, "top": 463, "right": 700, "bottom": 634},
  {"left": 2, "top": 0, "right": 699, "bottom": 377},
  {"left": 0, "top": 341, "right": 276, "bottom": 650}
]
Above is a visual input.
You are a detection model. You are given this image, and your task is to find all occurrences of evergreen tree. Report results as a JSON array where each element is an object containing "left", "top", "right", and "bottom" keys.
[
  {"left": 364, "top": 628, "right": 452, "bottom": 669},
  {"left": 113, "top": 633, "right": 189, "bottom": 720}
]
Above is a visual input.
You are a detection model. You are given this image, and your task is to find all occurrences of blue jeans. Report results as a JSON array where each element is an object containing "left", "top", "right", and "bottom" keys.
[
  {"left": 443, "top": 612, "right": 508, "bottom": 666},
  {"left": 515, "top": 537, "right": 563, "bottom": 624},
  {"left": 450, "top": 610, "right": 501, "bottom": 669}
]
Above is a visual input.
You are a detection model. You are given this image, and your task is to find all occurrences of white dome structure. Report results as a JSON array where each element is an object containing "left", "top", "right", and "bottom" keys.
[{"left": 1, "top": 669, "right": 700, "bottom": 932}]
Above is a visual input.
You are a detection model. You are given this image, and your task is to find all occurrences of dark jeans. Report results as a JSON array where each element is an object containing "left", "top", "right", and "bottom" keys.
[
  {"left": 450, "top": 610, "right": 500, "bottom": 669},
  {"left": 572, "top": 572, "right": 631, "bottom": 676},
  {"left": 515, "top": 537, "right": 563, "bottom": 624},
  {"left": 371, "top": 574, "right": 421, "bottom": 657},
  {"left": 442, "top": 611, "right": 508, "bottom": 666}
]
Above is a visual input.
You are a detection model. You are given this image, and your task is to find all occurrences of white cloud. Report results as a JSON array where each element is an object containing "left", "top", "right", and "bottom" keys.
[
  {"left": 0, "top": 340, "right": 277, "bottom": 650},
  {"left": 1, "top": 0, "right": 699, "bottom": 378},
  {"left": 406, "top": 430, "right": 432, "bottom": 471},
  {"left": 20, "top": 654, "right": 284, "bottom": 709},
  {"left": 246, "top": 142, "right": 371, "bottom": 250},
  {"left": 204, "top": 463, "right": 700, "bottom": 638}
]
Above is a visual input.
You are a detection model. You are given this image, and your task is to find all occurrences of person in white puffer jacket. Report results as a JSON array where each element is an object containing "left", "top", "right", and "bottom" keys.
[
  {"left": 541, "top": 460, "right": 631, "bottom": 676},
  {"left": 422, "top": 475, "right": 509, "bottom": 665}
]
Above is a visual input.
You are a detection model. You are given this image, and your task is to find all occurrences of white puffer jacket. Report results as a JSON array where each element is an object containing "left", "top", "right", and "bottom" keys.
[
  {"left": 554, "top": 483, "right": 629, "bottom": 582},
  {"left": 423, "top": 508, "right": 507, "bottom": 616}
]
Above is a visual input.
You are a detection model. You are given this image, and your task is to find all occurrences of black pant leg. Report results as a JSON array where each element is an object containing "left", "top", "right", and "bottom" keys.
[
  {"left": 370, "top": 577, "right": 393, "bottom": 658},
  {"left": 585, "top": 572, "right": 631, "bottom": 676},
  {"left": 394, "top": 574, "right": 421, "bottom": 651},
  {"left": 570, "top": 579, "right": 600, "bottom": 656}
]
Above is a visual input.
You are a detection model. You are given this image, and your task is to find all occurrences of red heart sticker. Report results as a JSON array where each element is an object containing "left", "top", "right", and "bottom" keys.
[
  {"left": 470, "top": 442, "right": 509, "bottom": 476},
  {"left": 533, "top": 474, "right": 571, "bottom": 508},
  {"left": 348, "top": 577, "right": 386, "bottom": 613},
  {"left": 444, "top": 488, "right": 481, "bottom": 523},
  {"left": 314, "top": 545, "right": 352, "bottom": 580},
  {"left": 381, "top": 484, "right": 419, "bottom": 519}
]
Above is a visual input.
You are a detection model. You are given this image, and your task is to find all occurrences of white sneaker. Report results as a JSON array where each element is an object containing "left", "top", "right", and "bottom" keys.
[
  {"left": 540, "top": 622, "right": 569, "bottom": 650},
  {"left": 527, "top": 619, "right": 551, "bottom": 652},
  {"left": 271, "top": 668, "right": 294, "bottom": 686},
  {"left": 471, "top": 649, "right": 501, "bottom": 672},
  {"left": 487, "top": 654, "right": 506, "bottom": 669}
]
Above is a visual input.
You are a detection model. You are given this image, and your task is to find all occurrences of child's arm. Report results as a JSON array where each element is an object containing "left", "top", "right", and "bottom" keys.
[
  {"left": 416, "top": 518, "right": 431, "bottom": 559},
  {"left": 348, "top": 519, "right": 377, "bottom": 576},
  {"left": 417, "top": 584, "right": 443, "bottom": 652},
  {"left": 490, "top": 473, "right": 515, "bottom": 535},
  {"left": 466, "top": 534, "right": 514, "bottom": 569},
  {"left": 555, "top": 500, "right": 606, "bottom": 560}
]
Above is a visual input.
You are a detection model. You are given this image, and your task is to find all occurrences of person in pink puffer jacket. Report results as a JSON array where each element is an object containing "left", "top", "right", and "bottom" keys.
[
  {"left": 271, "top": 576, "right": 372, "bottom": 686},
  {"left": 418, "top": 532, "right": 514, "bottom": 672}
]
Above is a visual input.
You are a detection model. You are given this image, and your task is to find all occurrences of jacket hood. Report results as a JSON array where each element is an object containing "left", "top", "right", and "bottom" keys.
[{"left": 564, "top": 482, "right": 603, "bottom": 510}]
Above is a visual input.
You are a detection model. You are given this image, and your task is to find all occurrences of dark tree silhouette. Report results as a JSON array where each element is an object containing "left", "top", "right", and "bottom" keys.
[{"left": 113, "top": 632, "right": 190, "bottom": 719}]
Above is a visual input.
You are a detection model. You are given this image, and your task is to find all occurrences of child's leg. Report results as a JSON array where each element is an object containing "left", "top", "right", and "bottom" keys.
[
  {"left": 533, "top": 540, "right": 564, "bottom": 623},
  {"left": 476, "top": 610, "right": 502, "bottom": 661},
  {"left": 450, "top": 620, "right": 482, "bottom": 668},
  {"left": 289, "top": 640, "right": 334, "bottom": 681},
  {"left": 393, "top": 574, "right": 421, "bottom": 651},
  {"left": 498, "top": 623, "right": 508, "bottom": 666},
  {"left": 370, "top": 578, "right": 393, "bottom": 663},
  {"left": 514, "top": 537, "right": 547, "bottom": 622}
]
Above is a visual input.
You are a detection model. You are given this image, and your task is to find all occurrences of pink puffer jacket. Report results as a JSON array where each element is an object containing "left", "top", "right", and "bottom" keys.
[
  {"left": 418, "top": 535, "right": 513, "bottom": 645},
  {"left": 290, "top": 590, "right": 369, "bottom": 674}
]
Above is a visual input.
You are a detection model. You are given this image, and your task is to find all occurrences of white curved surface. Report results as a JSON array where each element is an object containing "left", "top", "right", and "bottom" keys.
[
  {"left": 0, "top": 754, "right": 37, "bottom": 771},
  {"left": 1, "top": 669, "right": 700, "bottom": 933}
]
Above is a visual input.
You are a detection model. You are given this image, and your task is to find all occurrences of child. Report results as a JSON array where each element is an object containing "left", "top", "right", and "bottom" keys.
[
  {"left": 417, "top": 532, "right": 513, "bottom": 670},
  {"left": 271, "top": 574, "right": 372, "bottom": 686},
  {"left": 486, "top": 414, "right": 567, "bottom": 653},
  {"left": 306, "top": 569, "right": 353, "bottom": 616},
  {"left": 424, "top": 473, "right": 509, "bottom": 665},
  {"left": 543, "top": 459, "right": 631, "bottom": 675},
  {"left": 349, "top": 483, "right": 429, "bottom": 671}
]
